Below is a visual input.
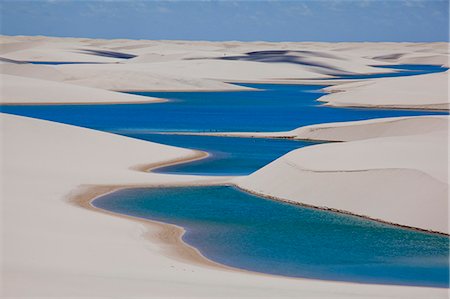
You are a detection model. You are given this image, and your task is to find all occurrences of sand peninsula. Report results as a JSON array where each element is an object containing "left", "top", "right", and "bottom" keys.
[{"left": 1, "top": 35, "right": 449, "bottom": 298}]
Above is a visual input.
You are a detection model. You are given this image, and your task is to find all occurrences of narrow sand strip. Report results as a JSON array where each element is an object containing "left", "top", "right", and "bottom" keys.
[
  {"left": 174, "top": 115, "right": 448, "bottom": 141},
  {"left": 0, "top": 73, "right": 165, "bottom": 104},
  {"left": 317, "top": 71, "right": 449, "bottom": 110}
]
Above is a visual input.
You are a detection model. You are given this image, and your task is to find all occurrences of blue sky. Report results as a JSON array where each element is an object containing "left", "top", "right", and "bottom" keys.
[{"left": 0, "top": 0, "right": 448, "bottom": 42}]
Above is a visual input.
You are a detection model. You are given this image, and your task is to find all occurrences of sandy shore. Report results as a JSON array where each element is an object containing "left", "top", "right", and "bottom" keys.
[
  {"left": 2, "top": 113, "right": 448, "bottom": 298},
  {"left": 71, "top": 185, "right": 228, "bottom": 271}
]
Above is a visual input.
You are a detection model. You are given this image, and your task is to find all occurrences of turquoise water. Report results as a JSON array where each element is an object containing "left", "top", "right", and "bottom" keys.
[{"left": 93, "top": 186, "right": 449, "bottom": 288}]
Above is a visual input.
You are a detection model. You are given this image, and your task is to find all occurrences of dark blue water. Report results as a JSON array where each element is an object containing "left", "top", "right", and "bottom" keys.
[
  {"left": 93, "top": 186, "right": 449, "bottom": 288},
  {"left": 2, "top": 82, "right": 445, "bottom": 175},
  {"left": 124, "top": 133, "right": 316, "bottom": 175},
  {"left": 1, "top": 84, "right": 447, "bottom": 134},
  {"left": 329, "top": 64, "right": 448, "bottom": 80}
]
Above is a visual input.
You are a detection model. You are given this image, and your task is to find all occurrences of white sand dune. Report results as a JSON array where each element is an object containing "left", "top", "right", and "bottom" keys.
[
  {"left": 54, "top": 62, "right": 255, "bottom": 91},
  {"left": 65, "top": 71, "right": 251, "bottom": 91},
  {"left": 318, "top": 71, "right": 449, "bottom": 110},
  {"left": 289, "top": 115, "right": 449, "bottom": 141},
  {"left": 197, "top": 116, "right": 448, "bottom": 141},
  {"left": 50, "top": 58, "right": 329, "bottom": 92},
  {"left": 236, "top": 117, "right": 448, "bottom": 234},
  {"left": 366, "top": 43, "right": 449, "bottom": 67},
  {"left": 0, "top": 44, "right": 125, "bottom": 63},
  {"left": 123, "top": 59, "right": 329, "bottom": 81},
  {"left": 2, "top": 37, "right": 447, "bottom": 70},
  {"left": 0, "top": 40, "right": 47, "bottom": 55},
  {"left": 0, "top": 36, "right": 129, "bottom": 63},
  {"left": 1, "top": 113, "right": 447, "bottom": 298},
  {"left": 332, "top": 42, "right": 449, "bottom": 67},
  {"left": 0, "top": 61, "right": 68, "bottom": 81},
  {"left": 396, "top": 54, "right": 449, "bottom": 67},
  {"left": 0, "top": 73, "right": 163, "bottom": 104},
  {"left": 1, "top": 36, "right": 448, "bottom": 95},
  {"left": 0, "top": 61, "right": 251, "bottom": 92}
]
